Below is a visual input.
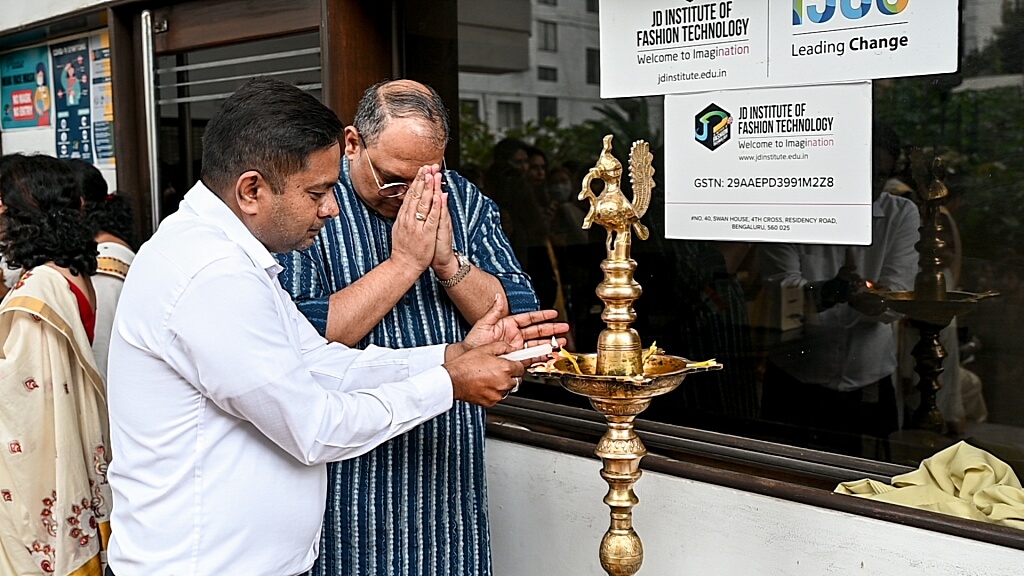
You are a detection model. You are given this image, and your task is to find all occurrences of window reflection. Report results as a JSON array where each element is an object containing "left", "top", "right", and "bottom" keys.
[{"left": 458, "top": 0, "right": 1024, "bottom": 470}]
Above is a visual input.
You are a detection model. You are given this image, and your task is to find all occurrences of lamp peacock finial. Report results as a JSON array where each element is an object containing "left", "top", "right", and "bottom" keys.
[{"left": 578, "top": 135, "right": 654, "bottom": 254}]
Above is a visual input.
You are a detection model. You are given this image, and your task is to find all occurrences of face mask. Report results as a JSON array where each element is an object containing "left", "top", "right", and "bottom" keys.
[{"left": 550, "top": 182, "right": 573, "bottom": 202}]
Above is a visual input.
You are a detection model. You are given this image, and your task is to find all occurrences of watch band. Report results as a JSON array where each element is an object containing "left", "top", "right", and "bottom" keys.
[{"left": 438, "top": 251, "right": 471, "bottom": 288}]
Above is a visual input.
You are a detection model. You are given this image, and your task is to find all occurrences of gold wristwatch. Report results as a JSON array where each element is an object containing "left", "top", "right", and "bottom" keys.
[{"left": 438, "top": 250, "right": 471, "bottom": 288}]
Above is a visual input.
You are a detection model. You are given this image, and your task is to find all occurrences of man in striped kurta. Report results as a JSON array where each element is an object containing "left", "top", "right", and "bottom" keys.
[{"left": 277, "top": 80, "right": 538, "bottom": 576}]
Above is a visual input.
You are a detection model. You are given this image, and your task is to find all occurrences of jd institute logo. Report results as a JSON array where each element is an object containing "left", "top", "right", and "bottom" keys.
[{"left": 695, "top": 103, "right": 732, "bottom": 151}]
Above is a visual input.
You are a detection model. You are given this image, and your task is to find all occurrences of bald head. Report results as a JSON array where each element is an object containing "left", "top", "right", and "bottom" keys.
[
  {"left": 386, "top": 79, "right": 433, "bottom": 97},
  {"left": 353, "top": 79, "right": 450, "bottom": 149}
]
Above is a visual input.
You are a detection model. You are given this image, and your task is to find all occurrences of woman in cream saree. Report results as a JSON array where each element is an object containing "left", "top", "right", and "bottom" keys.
[{"left": 0, "top": 154, "right": 109, "bottom": 576}]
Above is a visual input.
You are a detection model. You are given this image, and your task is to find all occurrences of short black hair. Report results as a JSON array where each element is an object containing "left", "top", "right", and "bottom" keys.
[
  {"left": 0, "top": 154, "right": 97, "bottom": 276},
  {"left": 353, "top": 80, "right": 450, "bottom": 148},
  {"left": 67, "top": 158, "right": 107, "bottom": 202},
  {"left": 200, "top": 77, "right": 343, "bottom": 195},
  {"left": 67, "top": 158, "right": 136, "bottom": 248}
]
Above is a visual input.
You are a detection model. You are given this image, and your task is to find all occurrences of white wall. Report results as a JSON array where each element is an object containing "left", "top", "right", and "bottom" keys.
[
  {"left": 487, "top": 438, "right": 1024, "bottom": 575},
  {"left": 2, "top": 127, "right": 117, "bottom": 192},
  {"left": 0, "top": 0, "right": 110, "bottom": 34}
]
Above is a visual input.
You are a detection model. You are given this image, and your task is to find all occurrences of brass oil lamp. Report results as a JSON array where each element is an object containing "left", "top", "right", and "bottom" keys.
[
  {"left": 880, "top": 150, "right": 996, "bottom": 432},
  {"left": 532, "top": 135, "right": 721, "bottom": 575}
]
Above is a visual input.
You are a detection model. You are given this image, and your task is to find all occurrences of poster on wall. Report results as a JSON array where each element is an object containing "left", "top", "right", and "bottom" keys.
[
  {"left": 51, "top": 38, "right": 92, "bottom": 162},
  {"left": 663, "top": 82, "right": 872, "bottom": 245},
  {"left": 1, "top": 46, "right": 52, "bottom": 130},
  {"left": 90, "top": 32, "right": 115, "bottom": 167},
  {"left": 599, "top": 0, "right": 957, "bottom": 98}
]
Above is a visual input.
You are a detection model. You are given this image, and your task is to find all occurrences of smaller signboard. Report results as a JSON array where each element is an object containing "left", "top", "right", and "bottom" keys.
[{"left": 664, "top": 82, "right": 873, "bottom": 245}]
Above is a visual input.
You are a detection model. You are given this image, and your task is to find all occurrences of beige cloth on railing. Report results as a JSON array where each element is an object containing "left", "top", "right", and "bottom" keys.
[{"left": 836, "top": 441, "right": 1024, "bottom": 529}]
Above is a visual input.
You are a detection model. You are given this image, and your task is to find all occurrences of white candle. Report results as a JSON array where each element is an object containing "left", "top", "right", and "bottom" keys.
[{"left": 500, "top": 337, "right": 558, "bottom": 362}]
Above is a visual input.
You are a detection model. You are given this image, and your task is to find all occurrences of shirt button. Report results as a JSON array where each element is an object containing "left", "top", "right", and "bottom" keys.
[{"left": 403, "top": 295, "right": 412, "bottom": 306}]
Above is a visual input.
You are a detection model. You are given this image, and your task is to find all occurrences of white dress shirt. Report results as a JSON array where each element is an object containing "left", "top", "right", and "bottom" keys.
[
  {"left": 760, "top": 192, "right": 920, "bottom": 391},
  {"left": 105, "top": 182, "right": 454, "bottom": 576}
]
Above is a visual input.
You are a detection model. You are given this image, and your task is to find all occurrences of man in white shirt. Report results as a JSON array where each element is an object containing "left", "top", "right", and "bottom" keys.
[
  {"left": 104, "top": 77, "right": 564, "bottom": 576},
  {"left": 759, "top": 123, "right": 920, "bottom": 458}
]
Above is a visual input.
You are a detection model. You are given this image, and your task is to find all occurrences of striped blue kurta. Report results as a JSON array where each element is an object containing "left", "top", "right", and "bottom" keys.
[{"left": 277, "top": 157, "right": 538, "bottom": 576}]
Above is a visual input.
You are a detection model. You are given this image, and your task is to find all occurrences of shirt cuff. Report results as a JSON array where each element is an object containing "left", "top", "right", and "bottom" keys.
[
  {"left": 499, "top": 275, "right": 540, "bottom": 314},
  {"left": 407, "top": 343, "right": 448, "bottom": 376},
  {"left": 407, "top": 364, "right": 454, "bottom": 418}
]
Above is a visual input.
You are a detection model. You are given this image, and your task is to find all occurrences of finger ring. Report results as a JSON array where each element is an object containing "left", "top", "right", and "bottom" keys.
[
  {"left": 415, "top": 212, "right": 427, "bottom": 221},
  {"left": 501, "top": 389, "right": 511, "bottom": 400},
  {"left": 511, "top": 376, "right": 521, "bottom": 394}
]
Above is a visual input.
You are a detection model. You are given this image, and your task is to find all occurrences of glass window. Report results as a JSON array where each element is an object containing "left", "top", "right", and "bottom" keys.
[
  {"left": 460, "top": 99, "right": 480, "bottom": 121},
  {"left": 154, "top": 32, "right": 321, "bottom": 217},
  {"left": 456, "top": 0, "right": 1024, "bottom": 491},
  {"left": 497, "top": 101, "right": 523, "bottom": 131},
  {"left": 585, "top": 48, "right": 600, "bottom": 84},
  {"left": 538, "top": 20, "right": 557, "bottom": 52},
  {"left": 538, "top": 0, "right": 557, "bottom": 5},
  {"left": 538, "top": 66, "right": 558, "bottom": 82},
  {"left": 538, "top": 96, "right": 558, "bottom": 121}
]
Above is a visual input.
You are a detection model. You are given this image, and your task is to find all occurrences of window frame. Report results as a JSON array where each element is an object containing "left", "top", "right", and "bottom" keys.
[
  {"left": 460, "top": 98, "right": 481, "bottom": 121},
  {"left": 497, "top": 100, "right": 524, "bottom": 131},
  {"left": 490, "top": 396, "right": 1024, "bottom": 552},
  {"left": 537, "top": 20, "right": 558, "bottom": 52},
  {"left": 585, "top": 46, "right": 600, "bottom": 84},
  {"left": 537, "top": 96, "right": 558, "bottom": 121}
]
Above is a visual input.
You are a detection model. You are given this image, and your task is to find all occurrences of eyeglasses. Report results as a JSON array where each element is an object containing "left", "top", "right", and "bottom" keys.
[{"left": 360, "top": 135, "right": 447, "bottom": 198}]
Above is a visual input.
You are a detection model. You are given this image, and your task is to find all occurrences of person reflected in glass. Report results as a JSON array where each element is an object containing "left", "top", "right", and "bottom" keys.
[
  {"left": 484, "top": 138, "right": 557, "bottom": 308},
  {"left": 758, "top": 124, "right": 920, "bottom": 458},
  {"left": 526, "top": 145, "right": 550, "bottom": 205}
]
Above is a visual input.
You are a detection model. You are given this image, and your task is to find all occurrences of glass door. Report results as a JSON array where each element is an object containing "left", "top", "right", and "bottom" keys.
[{"left": 153, "top": 32, "right": 322, "bottom": 219}]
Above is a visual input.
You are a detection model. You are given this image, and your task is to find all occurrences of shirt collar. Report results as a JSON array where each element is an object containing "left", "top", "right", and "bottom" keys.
[
  {"left": 181, "top": 181, "right": 283, "bottom": 276},
  {"left": 872, "top": 192, "right": 887, "bottom": 218}
]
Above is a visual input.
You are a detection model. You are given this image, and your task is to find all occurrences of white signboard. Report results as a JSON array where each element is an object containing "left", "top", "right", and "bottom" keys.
[
  {"left": 664, "top": 82, "right": 872, "bottom": 244},
  {"left": 601, "top": 0, "right": 957, "bottom": 97}
]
